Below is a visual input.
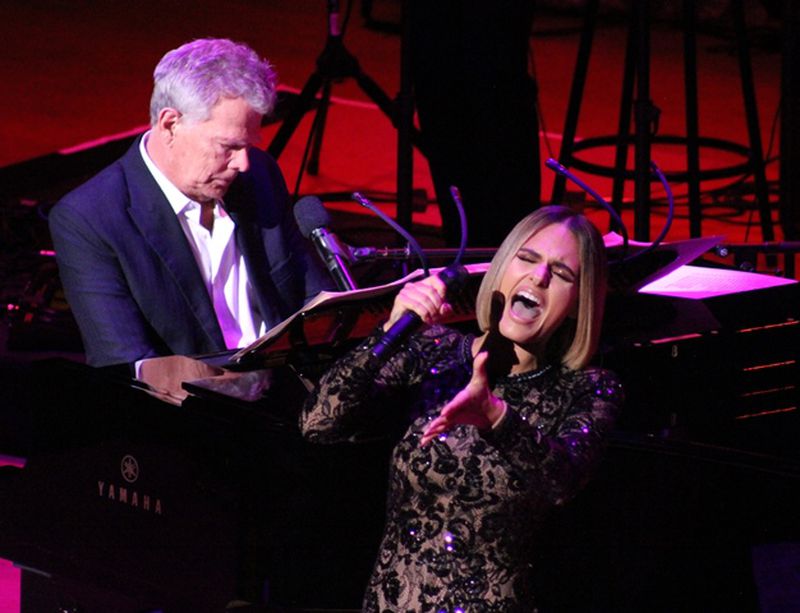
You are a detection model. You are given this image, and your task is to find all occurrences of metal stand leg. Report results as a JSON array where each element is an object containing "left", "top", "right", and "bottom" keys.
[
  {"left": 732, "top": 0, "right": 775, "bottom": 242},
  {"left": 267, "top": 1, "right": 422, "bottom": 224},
  {"left": 684, "top": 0, "right": 702, "bottom": 237},
  {"left": 551, "top": 0, "right": 599, "bottom": 206},
  {"left": 611, "top": 11, "right": 637, "bottom": 219},
  {"left": 632, "top": 0, "right": 655, "bottom": 241}
]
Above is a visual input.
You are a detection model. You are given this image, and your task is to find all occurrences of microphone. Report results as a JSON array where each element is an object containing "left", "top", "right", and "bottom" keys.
[
  {"left": 294, "top": 196, "right": 357, "bottom": 291},
  {"left": 371, "top": 264, "right": 469, "bottom": 362}
]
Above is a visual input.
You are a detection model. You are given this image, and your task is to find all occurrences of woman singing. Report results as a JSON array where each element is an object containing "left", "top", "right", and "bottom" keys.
[{"left": 300, "top": 206, "right": 624, "bottom": 612}]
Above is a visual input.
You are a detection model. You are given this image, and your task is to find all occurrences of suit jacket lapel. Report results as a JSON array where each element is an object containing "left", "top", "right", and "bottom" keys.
[
  {"left": 224, "top": 193, "right": 284, "bottom": 331},
  {"left": 121, "top": 140, "right": 225, "bottom": 348}
]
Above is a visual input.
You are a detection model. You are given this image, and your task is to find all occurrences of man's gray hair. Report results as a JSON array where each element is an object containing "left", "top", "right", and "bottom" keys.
[{"left": 149, "top": 38, "right": 277, "bottom": 125}]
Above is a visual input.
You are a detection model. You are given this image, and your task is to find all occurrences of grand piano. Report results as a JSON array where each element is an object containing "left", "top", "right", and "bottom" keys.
[
  {"left": 1, "top": 355, "right": 394, "bottom": 611},
  {"left": 1, "top": 255, "right": 800, "bottom": 612}
]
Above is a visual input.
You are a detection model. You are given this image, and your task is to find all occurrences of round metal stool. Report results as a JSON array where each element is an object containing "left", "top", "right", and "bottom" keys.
[{"left": 551, "top": 0, "right": 775, "bottom": 243}]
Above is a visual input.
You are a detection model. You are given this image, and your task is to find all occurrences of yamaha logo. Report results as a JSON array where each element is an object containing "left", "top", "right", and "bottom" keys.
[
  {"left": 96, "top": 454, "right": 163, "bottom": 515},
  {"left": 121, "top": 455, "right": 139, "bottom": 483}
]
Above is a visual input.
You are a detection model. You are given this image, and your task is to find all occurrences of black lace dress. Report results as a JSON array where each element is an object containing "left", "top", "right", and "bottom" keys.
[{"left": 300, "top": 325, "right": 623, "bottom": 612}]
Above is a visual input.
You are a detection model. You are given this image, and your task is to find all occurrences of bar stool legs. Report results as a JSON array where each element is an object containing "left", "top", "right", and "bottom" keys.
[{"left": 551, "top": 0, "right": 775, "bottom": 242}]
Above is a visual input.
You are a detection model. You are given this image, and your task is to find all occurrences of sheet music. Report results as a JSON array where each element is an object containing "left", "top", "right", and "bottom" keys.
[
  {"left": 230, "top": 262, "right": 491, "bottom": 364},
  {"left": 640, "top": 264, "right": 797, "bottom": 299},
  {"left": 604, "top": 232, "right": 723, "bottom": 292}
]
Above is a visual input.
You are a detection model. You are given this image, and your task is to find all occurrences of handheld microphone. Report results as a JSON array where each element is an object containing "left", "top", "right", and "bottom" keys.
[
  {"left": 294, "top": 196, "right": 357, "bottom": 291},
  {"left": 371, "top": 264, "right": 469, "bottom": 362}
]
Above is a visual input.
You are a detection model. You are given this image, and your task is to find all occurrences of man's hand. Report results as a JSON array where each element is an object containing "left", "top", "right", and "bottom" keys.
[{"left": 138, "top": 355, "right": 224, "bottom": 405}]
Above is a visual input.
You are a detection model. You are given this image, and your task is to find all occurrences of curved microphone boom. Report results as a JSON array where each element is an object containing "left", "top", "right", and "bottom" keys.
[
  {"left": 545, "top": 157, "right": 677, "bottom": 265},
  {"left": 448, "top": 185, "right": 468, "bottom": 264},
  {"left": 352, "top": 191, "right": 430, "bottom": 277},
  {"left": 294, "top": 196, "right": 357, "bottom": 291},
  {"left": 545, "top": 157, "right": 629, "bottom": 256}
]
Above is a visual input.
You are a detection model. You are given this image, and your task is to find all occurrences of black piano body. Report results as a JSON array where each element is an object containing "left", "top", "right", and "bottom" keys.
[{"left": 1, "top": 356, "right": 391, "bottom": 611}]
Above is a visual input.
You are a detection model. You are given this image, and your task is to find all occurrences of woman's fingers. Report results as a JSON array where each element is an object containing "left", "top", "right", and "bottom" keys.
[
  {"left": 385, "top": 276, "right": 450, "bottom": 329},
  {"left": 404, "top": 285, "right": 443, "bottom": 321},
  {"left": 471, "top": 351, "right": 490, "bottom": 386},
  {"left": 419, "top": 351, "right": 505, "bottom": 446},
  {"left": 439, "top": 353, "right": 488, "bottom": 419},
  {"left": 420, "top": 416, "right": 449, "bottom": 445}
]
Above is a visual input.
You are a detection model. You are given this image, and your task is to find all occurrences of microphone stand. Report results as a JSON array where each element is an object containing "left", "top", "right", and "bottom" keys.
[
  {"left": 268, "top": 0, "right": 423, "bottom": 231},
  {"left": 351, "top": 246, "right": 497, "bottom": 263}
]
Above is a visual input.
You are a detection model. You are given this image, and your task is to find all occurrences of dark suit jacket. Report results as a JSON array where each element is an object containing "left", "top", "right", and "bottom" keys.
[{"left": 49, "top": 137, "right": 332, "bottom": 367}]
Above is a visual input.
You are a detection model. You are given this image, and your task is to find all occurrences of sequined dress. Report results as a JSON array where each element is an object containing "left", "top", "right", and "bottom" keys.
[{"left": 300, "top": 325, "right": 623, "bottom": 613}]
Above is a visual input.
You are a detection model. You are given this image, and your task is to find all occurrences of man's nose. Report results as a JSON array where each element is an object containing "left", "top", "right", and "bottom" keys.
[{"left": 229, "top": 148, "right": 250, "bottom": 173}]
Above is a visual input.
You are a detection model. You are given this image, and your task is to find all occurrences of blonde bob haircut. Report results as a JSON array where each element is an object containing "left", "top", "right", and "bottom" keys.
[{"left": 474, "top": 205, "right": 608, "bottom": 370}]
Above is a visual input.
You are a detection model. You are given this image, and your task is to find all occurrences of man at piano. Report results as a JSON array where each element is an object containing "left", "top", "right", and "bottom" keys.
[{"left": 49, "top": 38, "right": 332, "bottom": 372}]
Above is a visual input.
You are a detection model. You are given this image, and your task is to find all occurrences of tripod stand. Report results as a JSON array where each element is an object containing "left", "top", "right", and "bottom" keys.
[{"left": 268, "top": 0, "right": 421, "bottom": 230}]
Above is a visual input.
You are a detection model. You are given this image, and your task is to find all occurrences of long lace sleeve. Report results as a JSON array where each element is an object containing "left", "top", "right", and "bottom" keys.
[
  {"left": 483, "top": 367, "right": 623, "bottom": 507},
  {"left": 300, "top": 331, "right": 389, "bottom": 443},
  {"left": 300, "top": 326, "right": 470, "bottom": 444}
]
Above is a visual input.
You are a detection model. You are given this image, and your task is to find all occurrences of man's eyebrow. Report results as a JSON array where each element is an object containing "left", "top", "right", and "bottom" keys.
[{"left": 217, "top": 138, "right": 249, "bottom": 147}]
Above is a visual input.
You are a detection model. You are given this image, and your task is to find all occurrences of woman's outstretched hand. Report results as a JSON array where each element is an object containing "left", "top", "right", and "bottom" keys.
[{"left": 420, "top": 351, "right": 507, "bottom": 446}]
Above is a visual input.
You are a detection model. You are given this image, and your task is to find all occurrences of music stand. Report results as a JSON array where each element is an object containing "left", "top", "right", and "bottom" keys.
[{"left": 267, "top": 0, "right": 421, "bottom": 230}]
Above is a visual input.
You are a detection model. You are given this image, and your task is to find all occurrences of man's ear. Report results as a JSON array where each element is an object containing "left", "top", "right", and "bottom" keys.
[{"left": 156, "top": 107, "right": 182, "bottom": 141}]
